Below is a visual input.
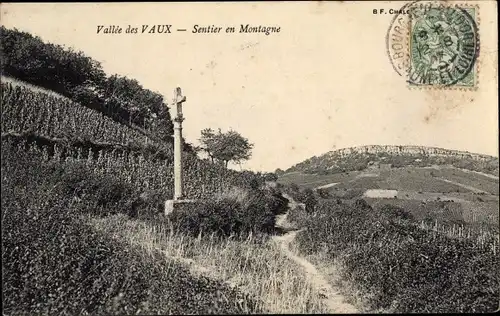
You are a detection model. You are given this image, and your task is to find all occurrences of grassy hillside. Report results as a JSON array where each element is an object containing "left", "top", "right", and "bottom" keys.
[
  {"left": 3, "top": 25, "right": 498, "bottom": 314},
  {"left": 2, "top": 133, "right": 337, "bottom": 314},
  {"left": 287, "top": 198, "right": 499, "bottom": 313},
  {"left": 1, "top": 79, "right": 265, "bottom": 200},
  {"left": 2, "top": 75, "right": 335, "bottom": 313},
  {"left": 286, "top": 145, "right": 499, "bottom": 176},
  {"left": 280, "top": 165, "right": 499, "bottom": 231},
  {"left": 1, "top": 143, "right": 263, "bottom": 315}
]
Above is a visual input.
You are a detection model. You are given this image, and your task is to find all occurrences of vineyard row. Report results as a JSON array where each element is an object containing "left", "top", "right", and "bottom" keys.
[
  {"left": 1, "top": 83, "right": 158, "bottom": 148},
  {"left": 2, "top": 139, "right": 261, "bottom": 200}
]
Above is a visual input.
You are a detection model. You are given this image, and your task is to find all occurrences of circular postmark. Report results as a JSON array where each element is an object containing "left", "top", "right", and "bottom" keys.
[{"left": 386, "top": 0, "right": 479, "bottom": 87}]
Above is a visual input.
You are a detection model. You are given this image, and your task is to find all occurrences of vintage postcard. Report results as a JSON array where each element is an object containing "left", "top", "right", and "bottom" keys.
[{"left": 1, "top": 1, "right": 498, "bottom": 315}]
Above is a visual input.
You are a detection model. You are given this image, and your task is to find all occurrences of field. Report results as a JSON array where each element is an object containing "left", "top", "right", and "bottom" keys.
[
  {"left": 279, "top": 166, "right": 499, "bottom": 228},
  {"left": 280, "top": 166, "right": 499, "bottom": 193},
  {"left": 2, "top": 133, "right": 346, "bottom": 314},
  {"left": 1, "top": 81, "right": 152, "bottom": 146}
]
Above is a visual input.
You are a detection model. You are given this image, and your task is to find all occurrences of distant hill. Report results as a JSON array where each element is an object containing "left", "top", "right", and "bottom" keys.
[{"left": 286, "top": 145, "right": 499, "bottom": 176}]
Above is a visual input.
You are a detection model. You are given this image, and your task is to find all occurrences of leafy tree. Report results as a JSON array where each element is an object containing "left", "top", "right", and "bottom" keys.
[
  {"left": 0, "top": 26, "right": 106, "bottom": 96},
  {"left": 199, "top": 128, "right": 217, "bottom": 163},
  {"left": 274, "top": 168, "right": 285, "bottom": 176},
  {"left": 100, "top": 75, "right": 174, "bottom": 139},
  {"left": 199, "top": 128, "right": 253, "bottom": 168}
]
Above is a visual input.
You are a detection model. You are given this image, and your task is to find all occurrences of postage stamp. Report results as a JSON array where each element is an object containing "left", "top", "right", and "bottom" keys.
[{"left": 386, "top": 1, "right": 480, "bottom": 89}]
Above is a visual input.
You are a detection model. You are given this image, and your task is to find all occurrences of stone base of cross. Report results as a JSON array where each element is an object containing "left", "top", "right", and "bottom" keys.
[{"left": 165, "top": 199, "right": 199, "bottom": 215}]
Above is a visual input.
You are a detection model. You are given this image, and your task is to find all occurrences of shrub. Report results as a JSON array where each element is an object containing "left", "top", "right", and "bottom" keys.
[
  {"left": 57, "top": 162, "right": 134, "bottom": 215},
  {"left": 287, "top": 202, "right": 311, "bottom": 228},
  {"left": 169, "top": 187, "right": 280, "bottom": 237},
  {"left": 265, "top": 190, "right": 289, "bottom": 216},
  {"left": 129, "top": 189, "right": 169, "bottom": 219},
  {"left": 353, "top": 198, "right": 372, "bottom": 211},
  {"left": 303, "top": 188, "right": 318, "bottom": 213},
  {"left": 316, "top": 188, "right": 332, "bottom": 199},
  {"left": 378, "top": 204, "right": 414, "bottom": 221}
]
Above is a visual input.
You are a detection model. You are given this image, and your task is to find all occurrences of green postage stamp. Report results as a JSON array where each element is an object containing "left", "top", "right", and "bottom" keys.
[{"left": 387, "top": 1, "right": 480, "bottom": 89}]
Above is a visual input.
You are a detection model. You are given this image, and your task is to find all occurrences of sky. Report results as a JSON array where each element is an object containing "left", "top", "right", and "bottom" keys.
[{"left": 1, "top": 2, "right": 498, "bottom": 172}]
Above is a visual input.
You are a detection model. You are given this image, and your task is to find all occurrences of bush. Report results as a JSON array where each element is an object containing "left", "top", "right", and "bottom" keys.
[
  {"left": 316, "top": 188, "right": 332, "bottom": 199},
  {"left": 57, "top": 162, "right": 134, "bottom": 215},
  {"left": 129, "top": 189, "right": 169, "bottom": 219},
  {"left": 265, "top": 190, "right": 289, "bottom": 216},
  {"left": 378, "top": 204, "right": 414, "bottom": 221},
  {"left": 169, "top": 187, "right": 281, "bottom": 237},
  {"left": 287, "top": 202, "right": 311, "bottom": 228},
  {"left": 303, "top": 188, "right": 317, "bottom": 213},
  {"left": 353, "top": 198, "right": 372, "bottom": 211}
]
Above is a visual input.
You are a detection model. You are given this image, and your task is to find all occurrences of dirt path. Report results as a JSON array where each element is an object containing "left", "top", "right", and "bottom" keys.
[
  {"left": 458, "top": 168, "right": 499, "bottom": 181},
  {"left": 424, "top": 165, "right": 500, "bottom": 181},
  {"left": 436, "top": 177, "right": 490, "bottom": 194},
  {"left": 273, "top": 194, "right": 358, "bottom": 314},
  {"left": 316, "top": 182, "right": 339, "bottom": 189}
]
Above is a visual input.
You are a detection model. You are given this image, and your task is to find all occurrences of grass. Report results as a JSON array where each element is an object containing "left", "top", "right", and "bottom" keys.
[
  {"left": 376, "top": 169, "right": 469, "bottom": 193},
  {"left": 365, "top": 198, "right": 499, "bottom": 228},
  {"left": 89, "top": 214, "right": 330, "bottom": 314},
  {"left": 285, "top": 146, "right": 499, "bottom": 176},
  {"left": 296, "top": 250, "right": 383, "bottom": 313},
  {"left": 278, "top": 171, "right": 358, "bottom": 188}
]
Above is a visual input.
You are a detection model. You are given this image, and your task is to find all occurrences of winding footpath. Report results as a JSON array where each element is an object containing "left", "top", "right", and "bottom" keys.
[{"left": 272, "top": 194, "right": 358, "bottom": 314}]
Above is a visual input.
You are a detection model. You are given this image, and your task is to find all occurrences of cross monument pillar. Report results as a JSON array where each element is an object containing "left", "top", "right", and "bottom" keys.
[{"left": 165, "top": 87, "right": 198, "bottom": 215}]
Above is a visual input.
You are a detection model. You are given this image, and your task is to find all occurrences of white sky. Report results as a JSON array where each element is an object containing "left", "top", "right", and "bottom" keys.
[{"left": 1, "top": 2, "right": 498, "bottom": 172}]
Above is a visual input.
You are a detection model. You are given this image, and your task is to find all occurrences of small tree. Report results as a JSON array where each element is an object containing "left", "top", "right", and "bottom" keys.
[
  {"left": 199, "top": 128, "right": 217, "bottom": 163},
  {"left": 199, "top": 128, "right": 253, "bottom": 168}
]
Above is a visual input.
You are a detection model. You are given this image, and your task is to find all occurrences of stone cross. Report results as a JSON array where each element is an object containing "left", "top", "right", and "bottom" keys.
[{"left": 173, "top": 87, "right": 186, "bottom": 200}]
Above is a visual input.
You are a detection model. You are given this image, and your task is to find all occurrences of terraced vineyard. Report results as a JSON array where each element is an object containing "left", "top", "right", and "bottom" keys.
[{"left": 1, "top": 82, "right": 153, "bottom": 146}]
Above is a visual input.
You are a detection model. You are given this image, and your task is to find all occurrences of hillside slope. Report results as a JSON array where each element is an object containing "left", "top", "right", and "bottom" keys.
[
  {"left": 286, "top": 145, "right": 499, "bottom": 176},
  {"left": 1, "top": 26, "right": 174, "bottom": 139}
]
